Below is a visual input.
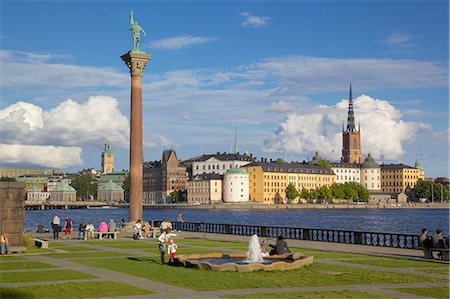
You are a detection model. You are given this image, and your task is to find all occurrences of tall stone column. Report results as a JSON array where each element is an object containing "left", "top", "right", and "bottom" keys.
[{"left": 121, "top": 51, "right": 151, "bottom": 222}]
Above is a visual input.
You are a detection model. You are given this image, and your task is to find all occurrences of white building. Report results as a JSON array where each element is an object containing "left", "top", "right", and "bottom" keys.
[
  {"left": 331, "top": 163, "right": 361, "bottom": 184},
  {"left": 97, "top": 180, "right": 124, "bottom": 204},
  {"left": 223, "top": 168, "right": 249, "bottom": 203},
  {"left": 49, "top": 180, "right": 77, "bottom": 202},
  {"left": 26, "top": 184, "right": 50, "bottom": 203},
  {"left": 184, "top": 153, "right": 255, "bottom": 177},
  {"left": 360, "top": 153, "right": 381, "bottom": 191}
]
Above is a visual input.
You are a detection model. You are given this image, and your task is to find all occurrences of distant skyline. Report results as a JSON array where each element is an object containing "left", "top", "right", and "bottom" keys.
[{"left": 0, "top": 1, "right": 448, "bottom": 177}]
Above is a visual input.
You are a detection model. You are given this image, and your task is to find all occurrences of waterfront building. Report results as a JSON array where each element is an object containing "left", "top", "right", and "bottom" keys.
[
  {"left": 187, "top": 173, "right": 222, "bottom": 204},
  {"left": 97, "top": 180, "right": 124, "bottom": 204},
  {"left": 16, "top": 175, "right": 48, "bottom": 192},
  {"left": 183, "top": 152, "right": 255, "bottom": 177},
  {"left": 243, "top": 161, "right": 335, "bottom": 204},
  {"left": 101, "top": 141, "right": 115, "bottom": 174},
  {"left": 0, "top": 168, "right": 60, "bottom": 178},
  {"left": 97, "top": 172, "right": 127, "bottom": 188},
  {"left": 341, "top": 83, "right": 362, "bottom": 164},
  {"left": 360, "top": 153, "right": 381, "bottom": 191},
  {"left": 25, "top": 184, "right": 50, "bottom": 203},
  {"left": 143, "top": 150, "right": 187, "bottom": 204},
  {"left": 435, "top": 177, "right": 449, "bottom": 186},
  {"left": 380, "top": 163, "right": 421, "bottom": 194},
  {"left": 49, "top": 180, "right": 76, "bottom": 202},
  {"left": 309, "top": 151, "right": 360, "bottom": 184},
  {"left": 223, "top": 168, "right": 249, "bottom": 203},
  {"left": 330, "top": 163, "right": 360, "bottom": 184}
]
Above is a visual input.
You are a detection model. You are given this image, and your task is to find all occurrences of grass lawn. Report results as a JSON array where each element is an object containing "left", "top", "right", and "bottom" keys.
[
  {"left": 72, "top": 257, "right": 447, "bottom": 291},
  {"left": 0, "top": 280, "right": 153, "bottom": 299},
  {"left": 395, "top": 286, "right": 449, "bottom": 299},
  {"left": 181, "top": 238, "right": 248, "bottom": 247},
  {"left": 50, "top": 245, "right": 99, "bottom": 252},
  {"left": 44, "top": 250, "right": 128, "bottom": 259},
  {"left": 0, "top": 261, "right": 55, "bottom": 270},
  {"left": 344, "top": 258, "right": 450, "bottom": 268},
  {"left": 84, "top": 240, "right": 151, "bottom": 249},
  {"left": 291, "top": 248, "right": 372, "bottom": 259},
  {"left": 224, "top": 290, "right": 396, "bottom": 299},
  {"left": 1, "top": 269, "right": 97, "bottom": 283},
  {"left": 419, "top": 267, "right": 450, "bottom": 275},
  {"left": 0, "top": 256, "right": 25, "bottom": 260}
]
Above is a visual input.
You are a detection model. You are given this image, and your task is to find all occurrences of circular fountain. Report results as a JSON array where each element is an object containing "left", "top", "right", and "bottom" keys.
[{"left": 174, "top": 235, "right": 314, "bottom": 272}]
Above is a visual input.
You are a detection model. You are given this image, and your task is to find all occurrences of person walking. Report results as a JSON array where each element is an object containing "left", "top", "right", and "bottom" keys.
[
  {"left": 158, "top": 228, "right": 177, "bottom": 265},
  {"left": 63, "top": 215, "right": 73, "bottom": 240},
  {"left": 168, "top": 239, "right": 178, "bottom": 264},
  {"left": 51, "top": 214, "right": 61, "bottom": 240}
]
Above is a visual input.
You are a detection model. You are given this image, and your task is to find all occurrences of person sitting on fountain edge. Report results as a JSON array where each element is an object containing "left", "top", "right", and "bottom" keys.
[{"left": 269, "top": 235, "right": 290, "bottom": 256}]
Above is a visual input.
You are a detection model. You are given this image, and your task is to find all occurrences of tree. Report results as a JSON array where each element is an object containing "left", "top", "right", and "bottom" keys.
[
  {"left": 317, "top": 159, "right": 331, "bottom": 170},
  {"left": 413, "top": 179, "right": 449, "bottom": 202},
  {"left": 170, "top": 190, "right": 187, "bottom": 203},
  {"left": 70, "top": 175, "right": 97, "bottom": 201},
  {"left": 275, "top": 158, "right": 285, "bottom": 164},
  {"left": 122, "top": 173, "right": 130, "bottom": 196},
  {"left": 285, "top": 183, "right": 299, "bottom": 203}
]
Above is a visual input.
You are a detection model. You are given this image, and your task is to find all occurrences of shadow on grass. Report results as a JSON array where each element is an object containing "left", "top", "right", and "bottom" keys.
[
  {"left": 0, "top": 289, "right": 36, "bottom": 299},
  {"left": 127, "top": 257, "right": 161, "bottom": 265}
]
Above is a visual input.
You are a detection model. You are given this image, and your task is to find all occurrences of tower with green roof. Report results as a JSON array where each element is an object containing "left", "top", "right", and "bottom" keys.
[{"left": 101, "top": 141, "right": 115, "bottom": 174}]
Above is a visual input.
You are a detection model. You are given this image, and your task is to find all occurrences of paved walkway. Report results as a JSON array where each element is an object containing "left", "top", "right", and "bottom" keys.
[{"left": 1, "top": 232, "right": 448, "bottom": 299}]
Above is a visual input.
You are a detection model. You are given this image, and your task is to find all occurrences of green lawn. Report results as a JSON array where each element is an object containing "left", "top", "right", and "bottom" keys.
[
  {"left": 50, "top": 245, "right": 99, "bottom": 252},
  {"left": 72, "top": 257, "right": 446, "bottom": 291},
  {"left": 395, "top": 286, "right": 449, "bottom": 299},
  {"left": 0, "top": 280, "right": 152, "bottom": 299},
  {"left": 291, "top": 248, "right": 372, "bottom": 259},
  {"left": 345, "top": 257, "right": 450, "bottom": 268},
  {"left": 44, "top": 250, "right": 128, "bottom": 259},
  {"left": 0, "top": 261, "right": 54, "bottom": 270},
  {"left": 1, "top": 269, "right": 97, "bottom": 283},
  {"left": 224, "top": 290, "right": 396, "bottom": 299},
  {"left": 419, "top": 267, "right": 450, "bottom": 275}
]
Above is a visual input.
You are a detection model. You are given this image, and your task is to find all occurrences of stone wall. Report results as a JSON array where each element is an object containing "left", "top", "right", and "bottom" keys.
[{"left": 0, "top": 182, "right": 26, "bottom": 246}]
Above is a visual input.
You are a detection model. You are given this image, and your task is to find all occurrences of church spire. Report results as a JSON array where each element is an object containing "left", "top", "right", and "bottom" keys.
[{"left": 346, "top": 82, "right": 356, "bottom": 132}]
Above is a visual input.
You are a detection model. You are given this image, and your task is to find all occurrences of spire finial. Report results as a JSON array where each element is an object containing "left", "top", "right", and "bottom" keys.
[{"left": 346, "top": 81, "right": 356, "bottom": 132}]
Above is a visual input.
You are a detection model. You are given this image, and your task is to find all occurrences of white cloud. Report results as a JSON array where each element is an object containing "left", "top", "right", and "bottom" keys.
[
  {"left": 144, "top": 134, "right": 177, "bottom": 148},
  {"left": 0, "top": 144, "right": 82, "bottom": 168},
  {"left": 0, "top": 50, "right": 128, "bottom": 89},
  {"left": 432, "top": 128, "right": 450, "bottom": 141},
  {"left": 381, "top": 31, "right": 414, "bottom": 46},
  {"left": 266, "top": 101, "right": 295, "bottom": 113},
  {"left": 0, "top": 96, "right": 130, "bottom": 168},
  {"left": 149, "top": 35, "right": 217, "bottom": 50},
  {"left": 241, "top": 12, "right": 271, "bottom": 27},
  {"left": 264, "top": 95, "right": 431, "bottom": 161}
]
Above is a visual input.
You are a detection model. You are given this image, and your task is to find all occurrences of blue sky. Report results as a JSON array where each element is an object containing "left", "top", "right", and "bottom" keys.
[{"left": 0, "top": 1, "right": 448, "bottom": 178}]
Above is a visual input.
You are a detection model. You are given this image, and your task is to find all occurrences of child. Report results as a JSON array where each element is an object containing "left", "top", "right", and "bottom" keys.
[{"left": 168, "top": 239, "right": 178, "bottom": 263}]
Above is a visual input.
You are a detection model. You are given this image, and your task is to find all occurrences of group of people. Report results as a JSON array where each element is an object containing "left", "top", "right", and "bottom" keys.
[
  {"left": 49, "top": 214, "right": 118, "bottom": 240},
  {"left": 158, "top": 224, "right": 178, "bottom": 265},
  {"left": 419, "top": 228, "right": 448, "bottom": 259},
  {"left": 133, "top": 219, "right": 153, "bottom": 239},
  {"left": 261, "top": 236, "right": 291, "bottom": 256}
]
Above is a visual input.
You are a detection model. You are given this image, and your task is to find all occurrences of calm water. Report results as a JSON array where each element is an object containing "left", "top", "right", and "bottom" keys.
[{"left": 25, "top": 207, "right": 449, "bottom": 235}]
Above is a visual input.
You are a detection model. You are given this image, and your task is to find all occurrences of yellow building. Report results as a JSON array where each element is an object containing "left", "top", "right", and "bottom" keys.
[
  {"left": 380, "top": 163, "right": 421, "bottom": 194},
  {"left": 243, "top": 162, "right": 335, "bottom": 204}
]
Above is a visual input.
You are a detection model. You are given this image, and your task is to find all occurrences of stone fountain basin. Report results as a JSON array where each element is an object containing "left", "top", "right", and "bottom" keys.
[{"left": 174, "top": 252, "right": 314, "bottom": 272}]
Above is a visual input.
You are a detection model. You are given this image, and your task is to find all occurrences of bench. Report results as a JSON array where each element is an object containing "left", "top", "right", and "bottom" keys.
[
  {"left": 33, "top": 238, "right": 49, "bottom": 249},
  {"left": 9, "top": 246, "right": 26, "bottom": 253},
  {"left": 85, "top": 232, "right": 118, "bottom": 240},
  {"left": 419, "top": 247, "right": 449, "bottom": 261}
]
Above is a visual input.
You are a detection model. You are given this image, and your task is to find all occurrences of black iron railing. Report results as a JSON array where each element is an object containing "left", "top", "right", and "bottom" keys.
[{"left": 154, "top": 220, "right": 428, "bottom": 249}]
